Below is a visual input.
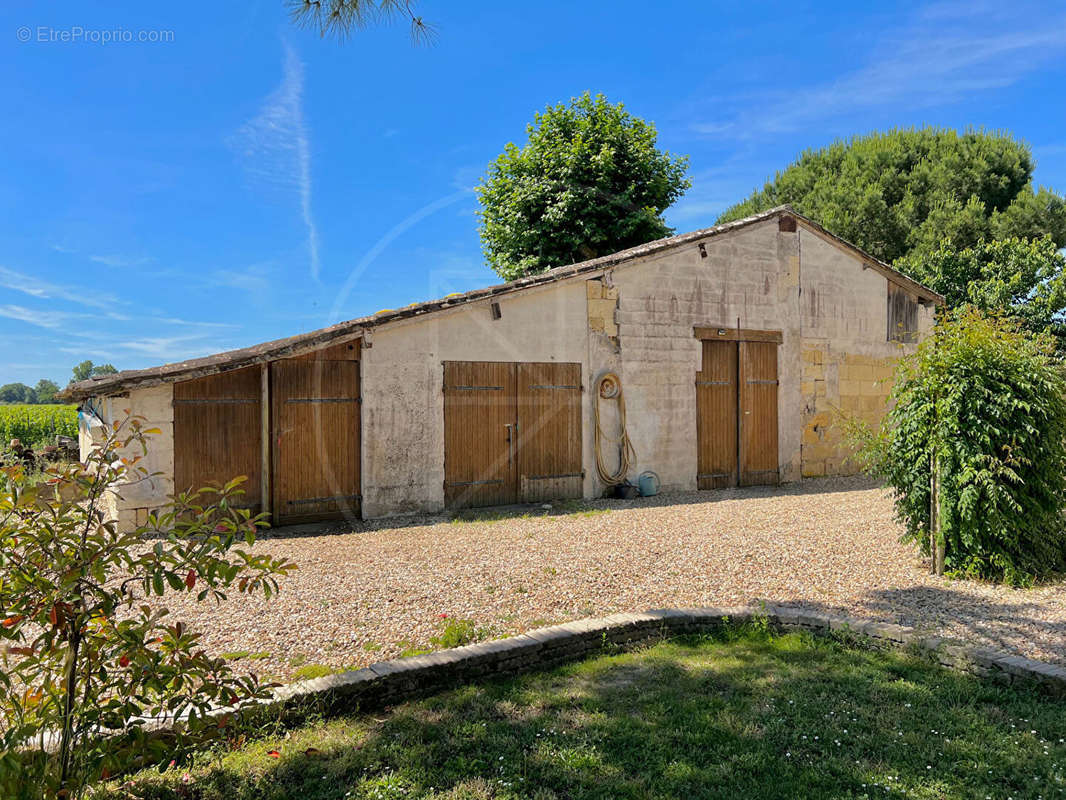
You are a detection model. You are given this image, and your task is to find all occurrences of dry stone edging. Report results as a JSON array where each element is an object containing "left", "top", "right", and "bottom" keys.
[
  {"left": 26, "top": 606, "right": 1065, "bottom": 764},
  {"left": 260, "top": 606, "right": 1066, "bottom": 722}
]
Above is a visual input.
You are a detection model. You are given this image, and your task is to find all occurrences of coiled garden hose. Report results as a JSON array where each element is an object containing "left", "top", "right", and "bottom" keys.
[{"left": 594, "top": 372, "right": 636, "bottom": 486}]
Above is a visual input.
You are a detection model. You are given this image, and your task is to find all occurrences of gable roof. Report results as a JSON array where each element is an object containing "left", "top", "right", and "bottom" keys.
[{"left": 61, "top": 206, "right": 942, "bottom": 401}]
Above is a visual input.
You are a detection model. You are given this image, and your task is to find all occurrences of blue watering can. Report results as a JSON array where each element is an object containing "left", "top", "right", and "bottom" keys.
[{"left": 637, "top": 470, "right": 660, "bottom": 497}]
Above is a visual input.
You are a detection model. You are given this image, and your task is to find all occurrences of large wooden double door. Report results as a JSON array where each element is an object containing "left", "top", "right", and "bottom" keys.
[
  {"left": 443, "top": 361, "right": 582, "bottom": 509},
  {"left": 271, "top": 356, "right": 361, "bottom": 524},
  {"left": 696, "top": 336, "right": 780, "bottom": 489}
]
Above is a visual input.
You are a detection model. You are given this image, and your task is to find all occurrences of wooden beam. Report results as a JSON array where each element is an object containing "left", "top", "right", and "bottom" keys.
[
  {"left": 693, "top": 326, "right": 783, "bottom": 344},
  {"left": 260, "top": 362, "right": 273, "bottom": 524}
]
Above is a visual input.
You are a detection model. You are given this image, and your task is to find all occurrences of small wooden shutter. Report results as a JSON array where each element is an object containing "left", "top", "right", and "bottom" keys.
[
  {"left": 888, "top": 283, "right": 919, "bottom": 343},
  {"left": 696, "top": 341, "right": 738, "bottom": 489},
  {"left": 174, "top": 367, "right": 262, "bottom": 510},
  {"left": 738, "top": 341, "right": 779, "bottom": 486},
  {"left": 517, "top": 362, "right": 582, "bottom": 503}
]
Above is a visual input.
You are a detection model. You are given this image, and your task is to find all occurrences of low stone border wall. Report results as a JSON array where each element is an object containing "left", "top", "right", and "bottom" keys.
[{"left": 269, "top": 606, "right": 1066, "bottom": 717}]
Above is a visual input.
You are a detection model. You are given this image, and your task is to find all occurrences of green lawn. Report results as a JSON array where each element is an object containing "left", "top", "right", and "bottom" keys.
[{"left": 108, "top": 628, "right": 1065, "bottom": 800}]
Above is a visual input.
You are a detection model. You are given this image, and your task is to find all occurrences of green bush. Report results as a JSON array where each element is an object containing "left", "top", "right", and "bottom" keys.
[
  {"left": 862, "top": 308, "right": 1066, "bottom": 585},
  {"left": 0, "top": 405, "right": 77, "bottom": 447},
  {"left": 0, "top": 417, "right": 296, "bottom": 798}
]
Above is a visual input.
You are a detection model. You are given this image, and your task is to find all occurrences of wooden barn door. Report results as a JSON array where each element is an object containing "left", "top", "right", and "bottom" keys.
[
  {"left": 517, "top": 362, "right": 583, "bottom": 503},
  {"left": 174, "top": 366, "right": 262, "bottom": 511},
  {"left": 443, "top": 361, "right": 518, "bottom": 508},
  {"left": 271, "top": 358, "right": 361, "bottom": 524},
  {"left": 738, "top": 341, "right": 780, "bottom": 486},
  {"left": 443, "top": 361, "right": 582, "bottom": 509},
  {"left": 696, "top": 341, "right": 738, "bottom": 489},
  {"left": 695, "top": 334, "right": 780, "bottom": 489}
]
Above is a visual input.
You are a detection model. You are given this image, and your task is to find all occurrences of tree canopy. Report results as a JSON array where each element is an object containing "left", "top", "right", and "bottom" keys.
[
  {"left": 477, "top": 92, "right": 691, "bottom": 281},
  {"left": 70, "top": 360, "right": 117, "bottom": 384},
  {"left": 33, "top": 379, "right": 59, "bottom": 404},
  {"left": 0, "top": 383, "right": 33, "bottom": 405},
  {"left": 717, "top": 128, "right": 1066, "bottom": 266},
  {"left": 896, "top": 236, "right": 1066, "bottom": 342}
]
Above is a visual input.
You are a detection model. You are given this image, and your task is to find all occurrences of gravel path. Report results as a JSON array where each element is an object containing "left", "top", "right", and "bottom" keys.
[{"left": 159, "top": 477, "right": 1066, "bottom": 682}]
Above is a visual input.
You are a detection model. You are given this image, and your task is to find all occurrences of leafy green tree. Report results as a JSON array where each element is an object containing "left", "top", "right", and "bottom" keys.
[
  {"left": 32, "top": 380, "right": 59, "bottom": 405},
  {"left": 70, "top": 362, "right": 118, "bottom": 384},
  {"left": 718, "top": 128, "right": 1066, "bottom": 265},
  {"left": 0, "top": 417, "right": 296, "bottom": 797},
  {"left": 0, "top": 383, "right": 34, "bottom": 405},
  {"left": 896, "top": 236, "right": 1066, "bottom": 341},
  {"left": 856, "top": 309, "right": 1066, "bottom": 585},
  {"left": 287, "top": 0, "right": 434, "bottom": 42},
  {"left": 477, "top": 92, "right": 691, "bottom": 281}
]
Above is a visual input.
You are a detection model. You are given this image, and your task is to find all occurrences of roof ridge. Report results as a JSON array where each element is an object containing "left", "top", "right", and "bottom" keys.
[{"left": 60, "top": 205, "right": 941, "bottom": 401}]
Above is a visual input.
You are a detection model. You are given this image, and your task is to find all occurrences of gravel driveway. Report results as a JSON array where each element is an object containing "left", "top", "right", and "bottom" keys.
[{"left": 161, "top": 476, "right": 1066, "bottom": 682}]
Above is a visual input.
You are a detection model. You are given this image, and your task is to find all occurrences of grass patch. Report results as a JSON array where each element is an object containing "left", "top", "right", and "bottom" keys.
[
  {"left": 395, "top": 641, "right": 432, "bottom": 658},
  {"left": 104, "top": 628, "right": 1066, "bottom": 799},
  {"left": 292, "top": 663, "right": 336, "bottom": 681},
  {"left": 220, "top": 650, "right": 271, "bottom": 662}
]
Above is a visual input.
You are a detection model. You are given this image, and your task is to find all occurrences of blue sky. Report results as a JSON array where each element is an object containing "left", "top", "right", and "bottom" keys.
[{"left": 2, "top": 0, "right": 1065, "bottom": 386}]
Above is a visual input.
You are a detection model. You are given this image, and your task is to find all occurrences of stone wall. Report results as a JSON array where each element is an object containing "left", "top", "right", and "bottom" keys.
[
  {"left": 360, "top": 280, "right": 590, "bottom": 518},
  {"left": 80, "top": 216, "right": 941, "bottom": 526},
  {"left": 797, "top": 229, "right": 935, "bottom": 477},
  {"left": 609, "top": 220, "right": 804, "bottom": 490},
  {"left": 79, "top": 384, "right": 175, "bottom": 529},
  {"left": 800, "top": 348, "right": 898, "bottom": 476},
  {"left": 269, "top": 607, "right": 1065, "bottom": 716},
  {"left": 107, "top": 607, "right": 1058, "bottom": 755}
]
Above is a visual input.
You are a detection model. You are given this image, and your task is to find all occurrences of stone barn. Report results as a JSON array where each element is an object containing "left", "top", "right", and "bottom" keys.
[{"left": 63, "top": 207, "right": 941, "bottom": 528}]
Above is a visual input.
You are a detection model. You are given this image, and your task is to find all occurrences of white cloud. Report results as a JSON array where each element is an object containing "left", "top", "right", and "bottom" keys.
[
  {"left": 89, "top": 254, "right": 154, "bottom": 268},
  {"left": 0, "top": 304, "right": 83, "bottom": 330},
  {"left": 690, "top": 4, "right": 1066, "bottom": 138},
  {"left": 209, "top": 261, "right": 276, "bottom": 300},
  {"left": 151, "top": 316, "right": 239, "bottom": 329},
  {"left": 112, "top": 335, "right": 223, "bottom": 361},
  {"left": 690, "top": 122, "right": 734, "bottom": 136},
  {"left": 233, "top": 41, "right": 320, "bottom": 280},
  {"left": 0, "top": 265, "right": 118, "bottom": 311}
]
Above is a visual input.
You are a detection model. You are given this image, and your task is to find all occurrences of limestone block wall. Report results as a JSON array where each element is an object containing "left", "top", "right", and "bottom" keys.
[
  {"left": 585, "top": 278, "right": 619, "bottom": 339},
  {"left": 79, "top": 385, "right": 175, "bottom": 529},
  {"left": 360, "top": 280, "right": 589, "bottom": 518},
  {"left": 607, "top": 219, "right": 804, "bottom": 491},
  {"left": 797, "top": 229, "right": 936, "bottom": 476},
  {"left": 799, "top": 347, "right": 899, "bottom": 476}
]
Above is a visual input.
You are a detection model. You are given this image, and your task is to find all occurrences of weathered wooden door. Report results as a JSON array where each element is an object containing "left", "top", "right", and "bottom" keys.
[
  {"left": 444, "top": 361, "right": 582, "bottom": 509},
  {"left": 517, "top": 362, "right": 583, "bottom": 502},
  {"left": 174, "top": 366, "right": 262, "bottom": 510},
  {"left": 271, "top": 359, "right": 361, "bottom": 524},
  {"left": 695, "top": 336, "right": 780, "bottom": 488},
  {"left": 443, "top": 361, "right": 518, "bottom": 508},
  {"left": 738, "top": 341, "right": 780, "bottom": 486},
  {"left": 695, "top": 341, "right": 738, "bottom": 489}
]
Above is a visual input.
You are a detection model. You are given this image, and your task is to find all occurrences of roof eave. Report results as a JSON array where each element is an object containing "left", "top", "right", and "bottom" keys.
[{"left": 59, "top": 205, "right": 943, "bottom": 401}]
